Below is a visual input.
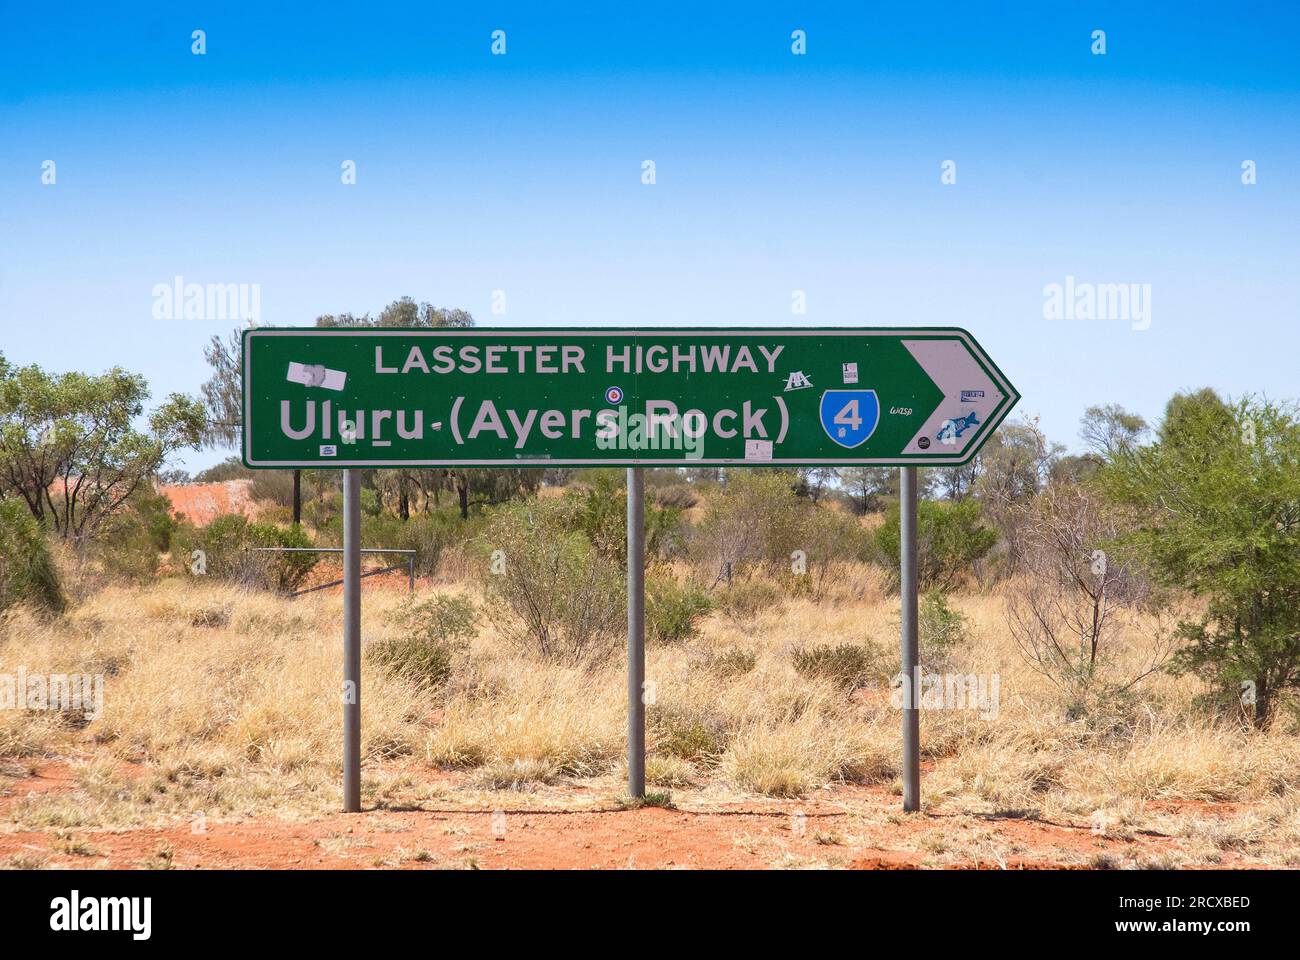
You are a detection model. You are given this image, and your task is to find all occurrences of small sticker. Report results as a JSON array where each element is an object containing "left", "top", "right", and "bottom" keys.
[
  {"left": 937, "top": 411, "right": 981, "bottom": 442},
  {"left": 783, "top": 371, "right": 813, "bottom": 391},
  {"left": 744, "top": 439, "right": 773, "bottom": 460},
  {"left": 605, "top": 386, "right": 624, "bottom": 404},
  {"left": 960, "top": 389, "right": 985, "bottom": 402},
  {"left": 319, "top": 445, "right": 337, "bottom": 456},
  {"left": 842, "top": 362, "right": 858, "bottom": 384},
  {"left": 288, "top": 361, "right": 347, "bottom": 391},
  {"left": 917, "top": 436, "right": 930, "bottom": 450}
]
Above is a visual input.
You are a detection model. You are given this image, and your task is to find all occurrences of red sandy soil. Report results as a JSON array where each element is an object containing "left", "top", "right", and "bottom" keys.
[
  {"left": 0, "top": 761, "right": 1266, "bottom": 870},
  {"left": 159, "top": 480, "right": 258, "bottom": 527},
  {"left": 296, "top": 560, "right": 423, "bottom": 595}
]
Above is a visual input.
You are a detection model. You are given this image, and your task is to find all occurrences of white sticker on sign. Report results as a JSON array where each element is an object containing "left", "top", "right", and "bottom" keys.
[
  {"left": 288, "top": 361, "right": 347, "bottom": 391},
  {"left": 319, "top": 445, "right": 337, "bottom": 457},
  {"left": 744, "top": 439, "right": 773, "bottom": 461},
  {"left": 842, "top": 362, "right": 858, "bottom": 384}
]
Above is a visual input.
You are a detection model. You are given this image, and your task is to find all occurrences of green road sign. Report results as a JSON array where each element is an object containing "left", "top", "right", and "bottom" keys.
[{"left": 241, "top": 327, "right": 1019, "bottom": 468}]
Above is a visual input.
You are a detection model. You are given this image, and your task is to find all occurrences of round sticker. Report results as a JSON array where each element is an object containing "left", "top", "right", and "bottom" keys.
[{"left": 605, "top": 386, "right": 624, "bottom": 404}]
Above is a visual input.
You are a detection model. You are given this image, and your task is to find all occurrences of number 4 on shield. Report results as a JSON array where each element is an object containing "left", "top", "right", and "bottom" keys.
[{"left": 835, "top": 398, "right": 862, "bottom": 438}]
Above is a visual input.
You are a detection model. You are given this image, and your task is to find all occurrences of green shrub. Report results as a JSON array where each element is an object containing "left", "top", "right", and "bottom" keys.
[
  {"left": 316, "top": 508, "right": 468, "bottom": 578},
  {"left": 646, "top": 577, "right": 713, "bottom": 645},
  {"left": 919, "top": 591, "right": 968, "bottom": 665},
  {"left": 691, "top": 472, "right": 805, "bottom": 578},
  {"left": 172, "top": 514, "right": 316, "bottom": 593},
  {"left": 247, "top": 521, "right": 316, "bottom": 592},
  {"left": 791, "top": 643, "right": 886, "bottom": 691},
  {"left": 296, "top": 472, "right": 380, "bottom": 529},
  {"left": 691, "top": 472, "right": 867, "bottom": 590},
  {"left": 396, "top": 514, "right": 455, "bottom": 577},
  {"left": 302, "top": 491, "right": 339, "bottom": 530},
  {"left": 873, "top": 498, "right": 997, "bottom": 591},
  {"left": 557, "top": 471, "right": 682, "bottom": 564},
  {"left": 90, "top": 487, "right": 177, "bottom": 583},
  {"left": 476, "top": 502, "right": 625, "bottom": 664},
  {"left": 371, "top": 594, "right": 477, "bottom": 688},
  {"left": 0, "top": 497, "right": 64, "bottom": 613}
]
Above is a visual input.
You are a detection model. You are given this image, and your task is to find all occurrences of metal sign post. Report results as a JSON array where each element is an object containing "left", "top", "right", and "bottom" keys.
[
  {"left": 342, "top": 469, "right": 362, "bottom": 813},
  {"left": 626, "top": 467, "right": 646, "bottom": 798},
  {"left": 899, "top": 467, "right": 920, "bottom": 812},
  {"left": 240, "top": 326, "right": 1018, "bottom": 812}
]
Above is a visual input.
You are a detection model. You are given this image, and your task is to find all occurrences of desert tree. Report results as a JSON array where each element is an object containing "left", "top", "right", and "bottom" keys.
[
  {"left": 926, "top": 456, "right": 983, "bottom": 501},
  {"left": 1006, "top": 481, "right": 1174, "bottom": 718},
  {"left": 793, "top": 467, "right": 839, "bottom": 502},
  {"left": 0, "top": 353, "right": 203, "bottom": 541},
  {"left": 195, "top": 323, "right": 304, "bottom": 516},
  {"left": 692, "top": 471, "right": 810, "bottom": 585},
  {"left": 973, "top": 416, "right": 1063, "bottom": 571},
  {"left": 839, "top": 466, "right": 895, "bottom": 513},
  {"left": 199, "top": 327, "right": 243, "bottom": 448},
  {"left": 316, "top": 297, "right": 473, "bottom": 330},
  {"left": 1080, "top": 403, "right": 1148, "bottom": 461},
  {"left": 1099, "top": 390, "right": 1300, "bottom": 728}
]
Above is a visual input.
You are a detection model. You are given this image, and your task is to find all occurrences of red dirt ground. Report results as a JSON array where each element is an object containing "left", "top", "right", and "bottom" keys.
[
  {"left": 295, "top": 560, "right": 425, "bottom": 596},
  {"left": 0, "top": 761, "right": 1265, "bottom": 870}
]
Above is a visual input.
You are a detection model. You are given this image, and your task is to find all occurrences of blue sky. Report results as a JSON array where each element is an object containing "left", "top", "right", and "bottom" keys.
[{"left": 2, "top": 2, "right": 1297, "bottom": 473}]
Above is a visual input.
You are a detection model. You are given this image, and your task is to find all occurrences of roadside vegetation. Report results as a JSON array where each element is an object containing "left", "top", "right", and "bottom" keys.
[{"left": 4, "top": 306, "right": 1300, "bottom": 867}]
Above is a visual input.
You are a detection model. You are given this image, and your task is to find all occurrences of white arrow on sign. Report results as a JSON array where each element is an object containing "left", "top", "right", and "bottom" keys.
[{"left": 900, "top": 338, "right": 1008, "bottom": 457}]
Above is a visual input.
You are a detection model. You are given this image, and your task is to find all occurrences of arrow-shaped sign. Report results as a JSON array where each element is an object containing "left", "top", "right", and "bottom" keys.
[{"left": 242, "top": 327, "right": 1018, "bottom": 468}]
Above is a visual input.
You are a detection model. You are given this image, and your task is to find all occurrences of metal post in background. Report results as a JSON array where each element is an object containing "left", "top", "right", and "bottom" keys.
[
  {"left": 626, "top": 467, "right": 646, "bottom": 798},
  {"left": 899, "top": 466, "right": 920, "bottom": 813},
  {"left": 342, "top": 469, "right": 362, "bottom": 813}
]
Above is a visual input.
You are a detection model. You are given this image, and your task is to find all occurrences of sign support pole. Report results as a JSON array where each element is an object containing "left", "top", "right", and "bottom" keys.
[
  {"left": 900, "top": 466, "right": 920, "bottom": 812},
  {"left": 342, "top": 468, "right": 362, "bottom": 813},
  {"left": 626, "top": 466, "right": 646, "bottom": 798}
]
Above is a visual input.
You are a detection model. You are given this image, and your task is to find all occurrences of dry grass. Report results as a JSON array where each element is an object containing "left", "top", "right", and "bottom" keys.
[
  {"left": 1, "top": 580, "right": 431, "bottom": 823},
  {"left": 3, "top": 567, "right": 1300, "bottom": 865}
]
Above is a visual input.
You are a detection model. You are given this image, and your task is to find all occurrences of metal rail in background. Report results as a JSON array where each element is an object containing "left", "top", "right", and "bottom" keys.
[{"left": 249, "top": 546, "right": 417, "bottom": 596}]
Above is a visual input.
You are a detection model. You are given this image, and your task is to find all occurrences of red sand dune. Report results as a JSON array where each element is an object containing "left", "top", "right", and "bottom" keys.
[{"left": 159, "top": 479, "right": 257, "bottom": 526}]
